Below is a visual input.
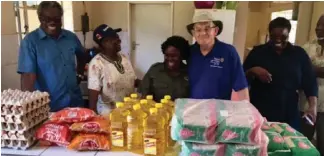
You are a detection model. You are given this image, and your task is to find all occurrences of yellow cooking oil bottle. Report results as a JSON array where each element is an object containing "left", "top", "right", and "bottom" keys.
[
  {"left": 155, "top": 103, "right": 170, "bottom": 149},
  {"left": 164, "top": 95, "right": 175, "bottom": 108},
  {"left": 140, "top": 99, "right": 151, "bottom": 114},
  {"left": 124, "top": 97, "right": 133, "bottom": 110},
  {"left": 130, "top": 93, "right": 140, "bottom": 104},
  {"left": 127, "top": 104, "right": 147, "bottom": 154},
  {"left": 161, "top": 99, "right": 174, "bottom": 116},
  {"left": 161, "top": 99, "right": 176, "bottom": 148},
  {"left": 146, "top": 95, "right": 156, "bottom": 107},
  {"left": 110, "top": 102, "right": 130, "bottom": 151},
  {"left": 161, "top": 99, "right": 175, "bottom": 147},
  {"left": 143, "top": 108, "right": 166, "bottom": 156}
]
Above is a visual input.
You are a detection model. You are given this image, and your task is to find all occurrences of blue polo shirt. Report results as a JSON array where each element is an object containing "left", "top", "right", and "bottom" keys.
[
  {"left": 188, "top": 40, "right": 248, "bottom": 99},
  {"left": 17, "top": 28, "right": 84, "bottom": 112}
]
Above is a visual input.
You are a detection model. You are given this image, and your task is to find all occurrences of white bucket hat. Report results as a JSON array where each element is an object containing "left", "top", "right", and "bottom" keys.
[{"left": 186, "top": 10, "right": 223, "bottom": 36}]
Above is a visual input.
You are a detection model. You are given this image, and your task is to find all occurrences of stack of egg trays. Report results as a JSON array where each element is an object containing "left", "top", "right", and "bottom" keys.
[{"left": 1, "top": 89, "right": 50, "bottom": 150}]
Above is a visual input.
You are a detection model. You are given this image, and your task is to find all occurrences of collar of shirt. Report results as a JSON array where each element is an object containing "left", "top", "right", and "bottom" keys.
[
  {"left": 37, "top": 28, "right": 68, "bottom": 40},
  {"left": 158, "top": 62, "right": 187, "bottom": 75},
  {"left": 193, "top": 39, "right": 220, "bottom": 58},
  {"left": 265, "top": 41, "right": 294, "bottom": 54}
]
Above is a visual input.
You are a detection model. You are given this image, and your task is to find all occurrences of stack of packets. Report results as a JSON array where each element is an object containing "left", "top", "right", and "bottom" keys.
[
  {"left": 262, "top": 122, "right": 320, "bottom": 156},
  {"left": 1, "top": 89, "right": 50, "bottom": 150},
  {"left": 170, "top": 99, "right": 268, "bottom": 156},
  {"left": 35, "top": 107, "right": 111, "bottom": 151}
]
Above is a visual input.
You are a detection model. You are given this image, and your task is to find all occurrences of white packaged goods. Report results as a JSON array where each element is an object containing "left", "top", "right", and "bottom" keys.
[
  {"left": 1, "top": 89, "right": 50, "bottom": 150},
  {"left": 171, "top": 99, "right": 264, "bottom": 145},
  {"left": 180, "top": 131, "right": 268, "bottom": 156}
]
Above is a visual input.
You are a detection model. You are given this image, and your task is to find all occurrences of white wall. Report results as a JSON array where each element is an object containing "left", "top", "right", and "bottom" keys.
[{"left": 1, "top": 1, "right": 21, "bottom": 90}]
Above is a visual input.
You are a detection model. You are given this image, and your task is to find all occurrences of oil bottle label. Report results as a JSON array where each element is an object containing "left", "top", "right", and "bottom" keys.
[
  {"left": 111, "top": 122, "right": 122, "bottom": 128},
  {"left": 112, "top": 131, "right": 124, "bottom": 147},
  {"left": 144, "top": 138, "right": 157, "bottom": 155}
]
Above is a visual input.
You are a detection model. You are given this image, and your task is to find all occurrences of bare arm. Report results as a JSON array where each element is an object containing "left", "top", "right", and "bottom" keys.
[
  {"left": 89, "top": 89, "right": 99, "bottom": 113},
  {"left": 307, "top": 96, "right": 318, "bottom": 109},
  {"left": 21, "top": 73, "right": 36, "bottom": 91},
  {"left": 236, "top": 88, "right": 250, "bottom": 101}
]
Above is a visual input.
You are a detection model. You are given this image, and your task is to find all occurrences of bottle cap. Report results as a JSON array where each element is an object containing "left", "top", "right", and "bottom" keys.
[
  {"left": 164, "top": 95, "right": 171, "bottom": 100},
  {"left": 155, "top": 103, "right": 163, "bottom": 108},
  {"left": 140, "top": 99, "right": 148, "bottom": 104},
  {"left": 131, "top": 93, "right": 138, "bottom": 98},
  {"left": 124, "top": 97, "right": 131, "bottom": 102},
  {"left": 146, "top": 95, "right": 153, "bottom": 100},
  {"left": 133, "top": 104, "right": 141, "bottom": 110},
  {"left": 116, "top": 102, "right": 124, "bottom": 108},
  {"left": 161, "top": 99, "right": 167, "bottom": 104},
  {"left": 150, "top": 108, "right": 157, "bottom": 114}
]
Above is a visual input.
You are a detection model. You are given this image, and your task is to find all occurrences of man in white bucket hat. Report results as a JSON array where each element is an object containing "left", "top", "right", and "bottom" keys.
[{"left": 187, "top": 11, "right": 249, "bottom": 101}]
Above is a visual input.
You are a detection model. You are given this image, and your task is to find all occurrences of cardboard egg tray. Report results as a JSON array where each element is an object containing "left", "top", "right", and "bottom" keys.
[
  {"left": 1, "top": 97, "right": 50, "bottom": 116},
  {"left": 1, "top": 106, "right": 49, "bottom": 131},
  {"left": 1, "top": 120, "right": 44, "bottom": 150},
  {"left": 1, "top": 89, "right": 50, "bottom": 150},
  {"left": 1, "top": 105, "right": 50, "bottom": 123},
  {"left": 2, "top": 126, "right": 36, "bottom": 140},
  {"left": 1, "top": 137, "right": 36, "bottom": 150}
]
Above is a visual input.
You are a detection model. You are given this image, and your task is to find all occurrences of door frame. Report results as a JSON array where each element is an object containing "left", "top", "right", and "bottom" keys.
[{"left": 127, "top": 1, "right": 174, "bottom": 65}]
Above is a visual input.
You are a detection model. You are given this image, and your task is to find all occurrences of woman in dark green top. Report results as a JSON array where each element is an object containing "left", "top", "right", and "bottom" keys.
[{"left": 138, "top": 36, "right": 190, "bottom": 102}]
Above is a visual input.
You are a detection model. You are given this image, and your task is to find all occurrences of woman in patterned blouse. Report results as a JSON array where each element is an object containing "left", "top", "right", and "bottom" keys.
[{"left": 88, "top": 24, "right": 137, "bottom": 115}]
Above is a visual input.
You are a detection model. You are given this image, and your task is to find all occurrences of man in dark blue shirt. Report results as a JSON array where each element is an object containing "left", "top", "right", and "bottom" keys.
[
  {"left": 186, "top": 11, "right": 249, "bottom": 100},
  {"left": 244, "top": 17, "right": 318, "bottom": 130},
  {"left": 17, "top": 1, "right": 86, "bottom": 112}
]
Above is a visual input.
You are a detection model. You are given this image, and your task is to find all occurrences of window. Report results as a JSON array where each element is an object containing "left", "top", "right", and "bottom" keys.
[
  {"left": 271, "top": 10, "right": 298, "bottom": 44},
  {"left": 14, "top": 1, "right": 74, "bottom": 42}
]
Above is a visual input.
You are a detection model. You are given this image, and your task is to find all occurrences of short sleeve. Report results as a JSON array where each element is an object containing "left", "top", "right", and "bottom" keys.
[
  {"left": 138, "top": 65, "right": 154, "bottom": 96},
  {"left": 300, "top": 48, "right": 318, "bottom": 97},
  {"left": 17, "top": 37, "right": 37, "bottom": 74},
  {"left": 230, "top": 47, "right": 248, "bottom": 91},
  {"left": 87, "top": 58, "right": 103, "bottom": 91}
]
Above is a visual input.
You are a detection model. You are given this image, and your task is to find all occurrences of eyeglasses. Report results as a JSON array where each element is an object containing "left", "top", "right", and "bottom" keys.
[
  {"left": 192, "top": 26, "right": 216, "bottom": 34},
  {"left": 39, "top": 16, "right": 62, "bottom": 23}
]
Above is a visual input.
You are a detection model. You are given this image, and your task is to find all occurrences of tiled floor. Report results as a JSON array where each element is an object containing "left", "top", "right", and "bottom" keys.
[{"left": 1, "top": 146, "right": 141, "bottom": 156}]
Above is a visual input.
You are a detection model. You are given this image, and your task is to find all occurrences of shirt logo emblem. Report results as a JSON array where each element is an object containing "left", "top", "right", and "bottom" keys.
[
  {"left": 96, "top": 34, "right": 102, "bottom": 40},
  {"left": 210, "top": 57, "right": 224, "bottom": 68}
]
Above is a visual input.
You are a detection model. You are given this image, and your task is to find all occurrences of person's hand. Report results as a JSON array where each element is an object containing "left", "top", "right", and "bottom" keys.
[
  {"left": 76, "top": 74, "right": 85, "bottom": 85},
  {"left": 303, "top": 105, "right": 317, "bottom": 123},
  {"left": 251, "top": 67, "right": 272, "bottom": 83}
]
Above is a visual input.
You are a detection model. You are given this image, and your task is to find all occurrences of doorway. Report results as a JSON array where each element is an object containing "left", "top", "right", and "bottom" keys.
[{"left": 129, "top": 2, "right": 173, "bottom": 79}]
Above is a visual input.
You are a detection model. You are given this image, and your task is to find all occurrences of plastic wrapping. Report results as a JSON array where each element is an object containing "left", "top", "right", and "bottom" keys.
[
  {"left": 1, "top": 89, "right": 50, "bottom": 150},
  {"left": 35, "top": 122, "right": 72, "bottom": 147},
  {"left": 264, "top": 131, "right": 290, "bottom": 153},
  {"left": 70, "top": 117, "right": 110, "bottom": 133},
  {"left": 284, "top": 137, "right": 320, "bottom": 156},
  {"left": 49, "top": 107, "right": 97, "bottom": 123},
  {"left": 270, "top": 122, "right": 303, "bottom": 137},
  {"left": 261, "top": 121, "right": 277, "bottom": 133},
  {"left": 68, "top": 133, "right": 111, "bottom": 151},
  {"left": 180, "top": 131, "right": 268, "bottom": 156},
  {"left": 171, "top": 99, "right": 264, "bottom": 145}
]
